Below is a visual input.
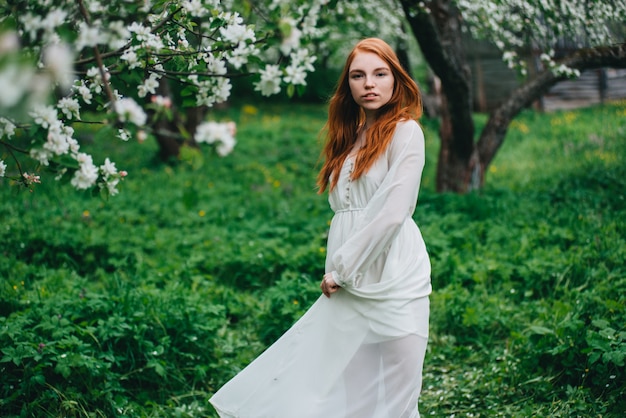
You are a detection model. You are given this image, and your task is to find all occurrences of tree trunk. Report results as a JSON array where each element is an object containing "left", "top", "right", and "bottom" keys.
[
  {"left": 150, "top": 78, "right": 207, "bottom": 162},
  {"left": 400, "top": 0, "right": 626, "bottom": 193},
  {"left": 400, "top": 0, "right": 476, "bottom": 192}
]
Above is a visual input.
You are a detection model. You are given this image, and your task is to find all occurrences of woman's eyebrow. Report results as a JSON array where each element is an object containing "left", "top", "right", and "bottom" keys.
[{"left": 349, "top": 67, "right": 390, "bottom": 73}]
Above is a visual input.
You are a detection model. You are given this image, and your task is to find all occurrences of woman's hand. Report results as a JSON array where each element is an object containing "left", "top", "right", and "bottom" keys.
[{"left": 320, "top": 273, "right": 340, "bottom": 298}]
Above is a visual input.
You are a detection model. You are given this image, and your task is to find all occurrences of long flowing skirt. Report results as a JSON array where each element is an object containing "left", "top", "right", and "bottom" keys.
[{"left": 209, "top": 291, "right": 429, "bottom": 418}]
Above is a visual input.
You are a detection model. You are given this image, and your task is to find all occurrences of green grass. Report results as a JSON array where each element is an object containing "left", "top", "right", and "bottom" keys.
[{"left": 1, "top": 101, "right": 625, "bottom": 417}]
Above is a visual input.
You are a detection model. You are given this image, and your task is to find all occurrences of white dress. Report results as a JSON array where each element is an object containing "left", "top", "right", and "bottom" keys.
[{"left": 210, "top": 120, "right": 432, "bottom": 418}]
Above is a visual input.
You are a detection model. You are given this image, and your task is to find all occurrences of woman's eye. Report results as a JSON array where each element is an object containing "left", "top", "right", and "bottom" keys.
[
  {"left": 376, "top": 72, "right": 388, "bottom": 77},
  {"left": 351, "top": 74, "right": 363, "bottom": 79}
]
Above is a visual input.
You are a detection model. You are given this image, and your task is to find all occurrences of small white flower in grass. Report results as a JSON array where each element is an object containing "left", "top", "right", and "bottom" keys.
[
  {"left": 255, "top": 64, "right": 282, "bottom": 96},
  {"left": 0, "top": 118, "right": 16, "bottom": 139},
  {"left": 0, "top": 160, "right": 6, "bottom": 177},
  {"left": 115, "top": 98, "right": 147, "bottom": 126}
]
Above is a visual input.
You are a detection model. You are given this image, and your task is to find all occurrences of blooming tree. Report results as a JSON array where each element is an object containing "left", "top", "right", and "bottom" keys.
[
  {"left": 399, "top": 0, "right": 626, "bottom": 192},
  {"left": 0, "top": 0, "right": 325, "bottom": 195}
]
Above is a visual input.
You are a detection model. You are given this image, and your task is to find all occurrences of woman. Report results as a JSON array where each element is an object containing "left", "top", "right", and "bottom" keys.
[{"left": 210, "top": 38, "right": 431, "bottom": 418}]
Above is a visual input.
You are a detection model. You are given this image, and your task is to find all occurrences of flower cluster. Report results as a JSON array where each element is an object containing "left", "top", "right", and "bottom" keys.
[
  {"left": 457, "top": 0, "right": 626, "bottom": 76},
  {"left": 194, "top": 121, "right": 237, "bottom": 157},
  {"left": 0, "top": 0, "right": 328, "bottom": 195}
]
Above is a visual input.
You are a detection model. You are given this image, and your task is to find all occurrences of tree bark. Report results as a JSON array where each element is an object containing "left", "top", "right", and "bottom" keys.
[
  {"left": 400, "top": 0, "right": 476, "bottom": 192},
  {"left": 152, "top": 79, "right": 205, "bottom": 161}
]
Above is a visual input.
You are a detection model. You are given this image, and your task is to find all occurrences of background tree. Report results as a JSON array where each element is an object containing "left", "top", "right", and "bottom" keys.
[{"left": 398, "top": 0, "right": 626, "bottom": 192}]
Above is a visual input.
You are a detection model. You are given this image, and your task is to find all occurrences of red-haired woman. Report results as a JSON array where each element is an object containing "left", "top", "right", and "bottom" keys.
[{"left": 211, "top": 38, "right": 431, "bottom": 418}]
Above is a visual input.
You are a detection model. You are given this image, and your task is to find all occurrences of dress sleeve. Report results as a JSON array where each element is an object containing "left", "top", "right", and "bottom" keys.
[{"left": 329, "top": 120, "right": 425, "bottom": 288}]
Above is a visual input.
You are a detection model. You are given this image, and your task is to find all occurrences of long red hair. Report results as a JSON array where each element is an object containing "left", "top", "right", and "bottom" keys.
[{"left": 316, "top": 38, "right": 422, "bottom": 193}]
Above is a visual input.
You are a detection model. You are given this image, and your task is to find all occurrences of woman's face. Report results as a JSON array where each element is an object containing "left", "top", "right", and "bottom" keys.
[{"left": 348, "top": 51, "right": 395, "bottom": 117}]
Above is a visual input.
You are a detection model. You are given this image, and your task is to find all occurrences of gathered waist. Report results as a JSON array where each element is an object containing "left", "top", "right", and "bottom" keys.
[{"left": 334, "top": 207, "right": 364, "bottom": 214}]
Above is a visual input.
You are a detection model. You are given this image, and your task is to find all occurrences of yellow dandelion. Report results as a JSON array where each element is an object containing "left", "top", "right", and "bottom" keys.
[
  {"left": 82, "top": 210, "right": 90, "bottom": 218},
  {"left": 293, "top": 300, "right": 299, "bottom": 305},
  {"left": 273, "top": 180, "right": 281, "bottom": 188},
  {"left": 242, "top": 104, "right": 258, "bottom": 115},
  {"left": 319, "top": 247, "right": 326, "bottom": 253},
  {"left": 198, "top": 210, "right": 206, "bottom": 217},
  {"left": 489, "top": 165, "right": 497, "bottom": 173}
]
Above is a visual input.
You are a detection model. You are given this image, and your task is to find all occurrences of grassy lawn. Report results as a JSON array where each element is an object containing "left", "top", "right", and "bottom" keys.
[{"left": 1, "top": 101, "right": 625, "bottom": 417}]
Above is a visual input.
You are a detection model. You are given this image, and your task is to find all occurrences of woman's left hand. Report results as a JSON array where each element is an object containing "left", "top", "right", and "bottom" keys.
[{"left": 320, "top": 273, "right": 340, "bottom": 298}]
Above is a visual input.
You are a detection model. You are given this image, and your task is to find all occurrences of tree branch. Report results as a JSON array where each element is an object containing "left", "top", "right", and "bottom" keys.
[{"left": 477, "top": 43, "right": 626, "bottom": 168}]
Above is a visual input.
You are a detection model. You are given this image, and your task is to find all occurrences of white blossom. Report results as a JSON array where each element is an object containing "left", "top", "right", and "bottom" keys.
[
  {"left": 195, "top": 120, "right": 237, "bottom": 156},
  {"left": 76, "top": 21, "right": 106, "bottom": 51},
  {"left": 279, "top": 18, "right": 302, "bottom": 55},
  {"left": 30, "top": 148, "right": 52, "bottom": 166},
  {"left": 42, "top": 42, "right": 75, "bottom": 90},
  {"left": 121, "top": 48, "right": 142, "bottom": 69},
  {"left": 100, "top": 157, "right": 118, "bottom": 177},
  {"left": 30, "top": 105, "right": 58, "bottom": 129},
  {"left": 114, "top": 98, "right": 147, "bottom": 126},
  {"left": 0, "top": 61, "right": 36, "bottom": 108},
  {"left": 74, "top": 81, "right": 93, "bottom": 104},
  {"left": 118, "top": 129, "right": 131, "bottom": 141},
  {"left": 138, "top": 73, "right": 160, "bottom": 98},
  {"left": 0, "top": 118, "right": 16, "bottom": 139},
  {"left": 220, "top": 23, "right": 255, "bottom": 45},
  {"left": 255, "top": 64, "right": 282, "bottom": 96},
  {"left": 0, "top": 160, "right": 6, "bottom": 177},
  {"left": 0, "top": 31, "right": 20, "bottom": 54},
  {"left": 58, "top": 97, "right": 80, "bottom": 120},
  {"left": 284, "top": 63, "right": 307, "bottom": 86},
  {"left": 183, "top": 0, "right": 209, "bottom": 18},
  {"left": 71, "top": 153, "right": 99, "bottom": 189}
]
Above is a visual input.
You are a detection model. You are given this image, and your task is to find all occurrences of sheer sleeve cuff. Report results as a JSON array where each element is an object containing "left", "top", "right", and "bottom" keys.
[{"left": 330, "top": 271, "right": 344, "bottom": 288}]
